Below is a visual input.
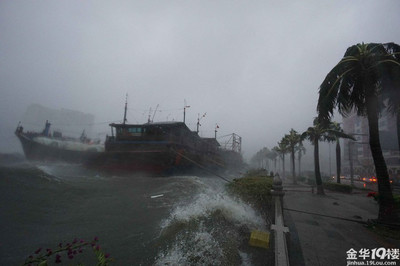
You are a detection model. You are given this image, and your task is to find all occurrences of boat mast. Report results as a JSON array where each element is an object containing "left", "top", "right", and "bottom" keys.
[
  {"left": 151, "top": 104, "right": 159, "bottom": 122},
  {"left": 123, "top": 94, "right": 128, "bottom": 125},
  {"left": 196, "top": 112, "right": 206, "bottom": 133}
]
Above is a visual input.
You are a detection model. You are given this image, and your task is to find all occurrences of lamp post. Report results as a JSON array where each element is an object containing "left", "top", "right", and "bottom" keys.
[
  {"left": 329, "top": 143, "right": 332, "bottom": 177},
  {"left": 348, "top": 141, "right": 355, "bottom": 186},
  {"left": 347, "top": 134, "right": 368, "bottom": 186}
]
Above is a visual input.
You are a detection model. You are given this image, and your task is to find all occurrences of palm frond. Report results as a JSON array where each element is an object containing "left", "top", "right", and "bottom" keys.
[
  {"left": 318, "top": 42, "right": 400, "bottom": 120},
  {"left": 326, "top": 129, "right": 356, "bottom": 141}
]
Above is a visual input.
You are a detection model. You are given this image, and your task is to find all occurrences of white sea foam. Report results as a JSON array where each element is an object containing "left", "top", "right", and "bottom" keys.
[
  {"left": 161, "top": 188, "right": 266, "bottom": 230},
  {"left": 156, "top": 181, "right": 267, "bottom": 265},
  {"left": 155, "top": 224, "right": 224, "bottom": 265},
  {"left": 239, "top": 250, "right": 252, "bottom": 266},
  {"left": 35, "top": 165, "right": 63, "bottom": 182},
  {"left": 35, "top": 163, "right": 103, "bottom": 182}
]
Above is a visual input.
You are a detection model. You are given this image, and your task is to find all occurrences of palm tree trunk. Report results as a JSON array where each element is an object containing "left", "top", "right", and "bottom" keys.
[
  {"left": 298, "top": 152, "right": 302, "bottom": 177},
  {"left": 314, "top": 139, "right": 324, "bottom": 195},
  {"left": 367, "top": 96, "right": 398, "bottom": 223},
  {"left": 336, "top": 140, "right": 341, "bottom": 184},
  {"left": 397, "top": 110, "right": 400, "bottom": 152},
  {"left": 282, "top": 154, "right": 285, "bottom": 180},
  {"left": 292, "top": 147, "right": 297, "bottom": 184},
  {"left": 277, "top": 157, "right": 280, "bottom": 174}
]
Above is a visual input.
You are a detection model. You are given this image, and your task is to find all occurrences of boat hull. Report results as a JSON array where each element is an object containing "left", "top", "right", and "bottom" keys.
[
  {"left": 86, "top": 146, "right": 221, "bottom": 176},
  {"left": 16, "top": 133, "right": 102, "bottom": 164},
  {"left": 15, "top": 121, "right": 244, "bottom": 175}
]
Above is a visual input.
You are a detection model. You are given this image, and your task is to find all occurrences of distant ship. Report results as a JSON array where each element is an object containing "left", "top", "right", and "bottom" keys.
[{"left": 15, "top": 120, "right": 104, "bottom": 163}]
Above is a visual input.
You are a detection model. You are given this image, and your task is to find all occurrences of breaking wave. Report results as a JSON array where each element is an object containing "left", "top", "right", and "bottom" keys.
[
  {"left": 160, "top": 190, "right": 266, "bottom": 230},
  {"left": 154, "top": 183, "right": 271, "bottom": 266}
]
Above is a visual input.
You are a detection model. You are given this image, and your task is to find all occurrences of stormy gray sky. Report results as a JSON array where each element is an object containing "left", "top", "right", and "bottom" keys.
[{"left": 1, "top": 0, "right": 400, "bottom": 162}]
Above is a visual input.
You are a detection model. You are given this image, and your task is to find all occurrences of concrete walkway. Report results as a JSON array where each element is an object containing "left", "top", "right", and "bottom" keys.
[{"left": 282, "top": 182, "right": 400, "bottom": 266}]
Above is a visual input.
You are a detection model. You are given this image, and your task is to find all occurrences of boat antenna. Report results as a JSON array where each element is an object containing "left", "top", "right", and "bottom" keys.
[
  {"left": 183, "top": 99, "right": 190, "bottom": 124},
  {"left": 147, "top": 107, "right": 152, "bottom": 123},
  {"left": 123, "top": 93, "right": 128, "bottom": 124}
]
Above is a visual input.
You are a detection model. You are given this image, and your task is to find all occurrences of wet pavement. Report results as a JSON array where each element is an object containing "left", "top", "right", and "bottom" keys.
[{"left": 282, "top": 182, "right": 400, "bottom": 266}]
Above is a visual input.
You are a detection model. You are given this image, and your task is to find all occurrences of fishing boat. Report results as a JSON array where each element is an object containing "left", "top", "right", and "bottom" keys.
[
  {"left": 15, "top": 120, "right": 104, "bottom": 163},
  {"left": 86, "top": 98, "right": 241, "bottom": 175},
  {"left": 87, "top": 121, "right": 225, "bottom": 175}
]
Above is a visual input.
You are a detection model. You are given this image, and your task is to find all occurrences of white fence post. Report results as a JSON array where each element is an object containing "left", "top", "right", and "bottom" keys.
[{"left": 270, "top": 174, "right": 290, "bottom": 266}]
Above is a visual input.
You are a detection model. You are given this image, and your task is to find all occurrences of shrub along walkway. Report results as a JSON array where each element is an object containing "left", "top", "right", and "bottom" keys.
[{"left": 282, "top": 181, "right": 400, "bottom": 266}]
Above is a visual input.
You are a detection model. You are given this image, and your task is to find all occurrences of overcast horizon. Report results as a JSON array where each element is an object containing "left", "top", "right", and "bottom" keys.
[{"left": 1, "top": 0, "right": 400, "bottom": 165}]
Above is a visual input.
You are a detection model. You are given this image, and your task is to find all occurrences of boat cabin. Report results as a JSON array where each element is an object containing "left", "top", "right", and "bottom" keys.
[{"left": 106, "top": 121, "right": 220, "bottom": 154}]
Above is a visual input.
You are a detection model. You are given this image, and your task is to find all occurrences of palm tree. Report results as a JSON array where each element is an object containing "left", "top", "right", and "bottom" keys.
[
  {"left": 328, "top": 122, "right": 355, "bottom": 184},
  {"left": 273, "top": 139, "right": 289, "bottom": 180},
  {"left": 272, "top": 151, "right": 278, "bottom": 172},
  {"left": 268, "top": 149, "right": 278, "bottom": 172},
  {"left": 301, "top": 119, "right": 329, "bottom": 195},
  {"left": 296, "top": 142, "right": 306, "bottom": 177},
  {"left": 251, "top": 149, "right": 264, "bottom": 168},
  {"left": 261, "top": 147, "right": 270, "bottom": 170},
  {"left": 251, "top": 147, "right": 273, "bottom": 170},
  {"left": 250, "top": 150, "right": 261, "bottom": 168},
  {"left": 259, "top": 148, "right": 266, "bottom": 169},
  {"left": 260, "top": 149, "right": 278, "bottom": 172},
  {"left": 283, "top": 129, "right": 301, "bottom": 184},
  {"left": 317, "top": 42, "right": 400, "bottom": 223}
]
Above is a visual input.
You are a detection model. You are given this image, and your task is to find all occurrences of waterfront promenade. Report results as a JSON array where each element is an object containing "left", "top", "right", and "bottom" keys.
[{"left": 283, "top": 182, "right": 400, "bottom": 266}]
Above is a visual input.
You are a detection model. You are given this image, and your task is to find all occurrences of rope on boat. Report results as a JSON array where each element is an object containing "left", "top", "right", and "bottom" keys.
[{"left": 170, "top": 148, "right": 232, "bottom": 183}]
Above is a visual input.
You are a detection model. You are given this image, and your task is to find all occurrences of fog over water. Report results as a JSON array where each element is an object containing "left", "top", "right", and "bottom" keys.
[{"left": 1, "top": 1, "right": 400, "bottom": 167}]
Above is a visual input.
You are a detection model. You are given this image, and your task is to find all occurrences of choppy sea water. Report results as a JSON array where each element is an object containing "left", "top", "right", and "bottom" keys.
[{"left": 0, "top": 159, "right": 272, "bottom": 265}]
